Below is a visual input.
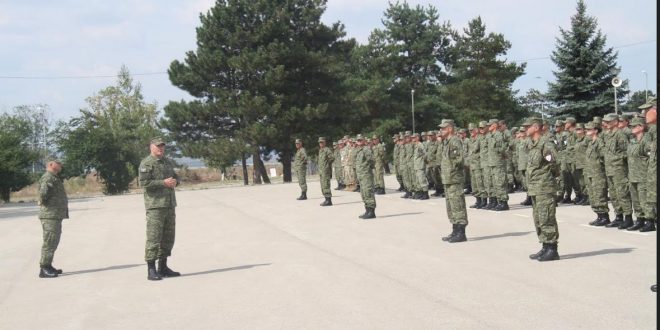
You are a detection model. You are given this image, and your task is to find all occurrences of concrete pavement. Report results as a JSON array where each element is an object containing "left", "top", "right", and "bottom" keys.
[{"left": 0, "top": 175, "right": 656, "bottom": 329}]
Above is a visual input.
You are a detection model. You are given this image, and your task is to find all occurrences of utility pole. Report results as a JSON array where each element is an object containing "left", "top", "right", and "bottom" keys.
[{"left": 642, "top": 70, "right": 648, "bottom": 101}]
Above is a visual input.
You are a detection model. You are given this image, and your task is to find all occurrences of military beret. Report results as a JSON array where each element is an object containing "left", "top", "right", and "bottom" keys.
[
  {"left": 630, "top": 117, "right": 646, "bottom": 127},
  {"left": 318, "top": 137, "right": 326, "bottom": 143},
  {"left": 295, "top": 138, "right": 303, "bottom": 144},
  {"left": 584, "top": 122, "right": 596, "bottom": 130},
  {"left": 554, "top": 119, "right": 564, "bottom": 126},
  {"left": 487, "top": 119, "right": 499, "bottom": 125},
  {"left": 439, "top": 119, "right": 455, "bottom": 128},
  {"left": 638, "top": 97, "right": 656, "bottom": 109},
  {"left": 150, "top": 136, "right": 166, "bottom": 146},
  {"left": 564, "top": 117, "right": 576, "bottom": 124},
  {"left": 575, "top": 123, "right": 584, "bottom": 129},
  {"left": 603, "top": 113, "right": 619, "bottom": 122},
  {"left": 619, "top": 114, "right": 632, "bottom": 121}
]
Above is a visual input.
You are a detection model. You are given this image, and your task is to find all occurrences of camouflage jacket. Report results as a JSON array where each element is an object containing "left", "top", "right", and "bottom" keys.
[
  {"left": 355, "top": 146, "right": 374, "bottom": 177},
  {"left": 467, "top": 136, "right": 481, "bottom": 170},
  {"left": 139, "top": 155, "right": 178, "bottom": 209},
  {"left": 318, "top": 147, "right": 334, "bottom": 175},
  {"left": 584, "top": 137, "right": 606, "bottom": 179},
  {"left": 487, "top": 131, "right": 506, "bottom": 167},
  {"left": 525, "top": 136, "right": 558, "bottom": 196},
  {"left": 516, "top": 138, "right": 529, "bottom": 170},
  {"left": 372, "top": 143, "right": 386, "bottom": 167},
  {"left": 573, "top": 135, "right": 587, "bottom": 169},
  {"left": 413, "top": 142, "right": 427, "bottom": 171},
  {"left": 294, "top": 147, "right": 308, "bottom": 169},
  {"left": 38, "top": 171, "right": 69, "bottom": 219},
  {"left": 440, "top": 135, "right": 465, "bottom": 185},
  {"left": 627, "top": 135, "right": 648, "bottom": 183},
  {"left": 603, "top": 129, "right": 628, "bottom": 174}
]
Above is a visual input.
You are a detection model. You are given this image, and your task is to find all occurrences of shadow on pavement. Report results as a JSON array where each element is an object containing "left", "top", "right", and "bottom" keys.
[
  {"left": 560, "top": 248, "right": 636, "bottom": 260},
  {"left": 61, "top": 264, "right": 143, "bottom": 276},
  {"left": 333, "top": 201, "right": 365, "bottom": 205},
  {"left": 377, "top": 212, "right": 424, "bottom": 219},
  {"left": 469, "top": 231, "right": 532, "bottom": 241},
  {"left": 181, "top": 263, "right": 271, "bottom": 277}
]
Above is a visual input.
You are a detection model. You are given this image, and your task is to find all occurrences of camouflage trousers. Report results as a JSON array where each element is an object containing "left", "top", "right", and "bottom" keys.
[
  {"left": 444, "top": 184, "right": 467, "bottom": 225},
  {"left": 561, "top": 164, "right": 575, "bottom": 197},
  {"left": 629, "top": 182, "right": 647, "bottom": 219},
  {"left": 145, "top": 207, "right": 176, "bottom": 262},
  {"left": 606, "top": 169, "right": 632, "bottom": 216},
  {"left": 470, "top": 167, "right": 484, "bottom": 198},
  {"left": 414, "top": 168, "right": 429, "bottom": 192},
  {"left": 374, "top": 163, "right": 385, "bottom": 189},
  {"left": 320, "top": 171, "right": 332, "bottom": 198},
  {"left": 587, "top": 175, "right": 609, "bottom": 214},
  {"left": 427, "top": 166, "right": 441, "bottom": 190},
  {"left": 334, "top": 164, "right": 343, "bottom": 185},
  {"left": 342, "top": 165, "right": 355, "bottom": 186},
  {"left": 464, "top": 165, "right": 471, "bottom": 190},
  {"left": 401, "top": 165, "right": 413, "bottom": 192},
  {"left": 531, "top": 194, "right": 559, "bottom": 244},
  {"left": 296, "top": 166, "right": 307, "bottom": 193},
  {"left": 574, "top": 168, "right": 586, "bottom": 197},
  {"left": 505, "top": 158, "right": 514, "bottom": 186},
  {"left": 357, "top": 173, "right": 376, "bottom": 209},
  {"left": 394, "top": 164, "right": 404, "bottom": 188},
  {"left": 39, "top": 218, "right": 63, "bottom": 267},
  {"left": 645, "top": 165, "right": 656, "bottom": 222},
  {"left": 516, "top": 169, "right": 527, "bottom": 191},
  {"left": 482, "top": 166, "right": 492, "bottom": 197},
  {"left": 489, "top": 165, "right": 508, "bottom": 201}
]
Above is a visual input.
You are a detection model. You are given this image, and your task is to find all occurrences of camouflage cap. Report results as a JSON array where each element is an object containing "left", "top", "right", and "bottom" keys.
[
  {"left": 150, "top": 136, "right": 166, "bottom": 146},
  {"left": 524, "top": 117, "right": 543, "bottom": 126},
  {"left": 592, "top": 116, "right": 603, "bottom": 124},
  {"left": 520, "top": 118, "right": 532, "bottom": 127},
  {"left": 332, "top": 142, "right": 337, "bottom": 146},
  {"left": 420, "top": 131, "right": 427, "bottom": 136},
  {"left": 638, "top": 96, "right": 656, "bottom": 109},
  {"left": 295, "top": 138, "right": 303, "bottom": 144},
  {"left": 427, "top": 130, "right": 436, "bottom": 135},
  {"left": 47, "top": 157, "right": 63, "bottom": 165},
  {"left": 478, "top": 120, "right": 488, "bottom": 128},
  {"left": 564, "top": 117, "right": 576, "bottom": 124},
  {"left": 355, "top": 134, "right": 364, "bottom": 141},
  {"left": 439, "top": 119, "right": 455, "bottom": 128},
  {"left": 619, "top": 113, "right": 632, "bottom": 121},
  {"left": 487, "top": 119, "right": 499, "bottom": 125},
  {"left": 458, "top": 128, "right": 467, "bottom": 134},
  {"left": 603, "top": 113, "right": 619, "bottom": 122},
  {"left": 318, "top": 137, "right": 326, "bottom": 143},
  {"left": 404, "top": 131, "right": 412, "bottom": 136},
  {"left": 575, "top": 123, "right": 584, "bottom": 129},
  {"left": 343, "top": 135, "right": 350, "bottom": 140},
  {"left": 584, "top": 122, "right": 596, "bottom": 130},
  {"left": 510, "top": 127, "right": 518, "bottom": 133},
  {"left": 392, "top": 134, "right": 398, "bottom": 139},
  {"left": 468, "top": 123, "right": 476, "bottom": 130},
  {"left": 372, "top": 134, "right": 380, "bottom": 140},
  {"left": 498, "top": 119, "right": 506, "bottom": 124},
  {"left": 630, "top": 117, "right": 646, "bottom": 127},
  {"left": 554, "top": 119, "right": 564, "bottom": 126},
  {"left": 411, "top": 133, "right": 420, "bottom": 138}
]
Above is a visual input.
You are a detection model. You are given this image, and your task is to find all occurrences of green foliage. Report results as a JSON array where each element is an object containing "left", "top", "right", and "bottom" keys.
[
  {"left": 0, "top": 113, "right": 39, "bottom": 202},
  {"left": 54, "top": 66, "right": 160, "bottom": 195},
  {"left": 620, "top": 90, "right": 657, "bottom": 113},
  {"left": 547, "top": 0, "right": 628, "bottom": 121},
  {"left": 442, "top": 16, "right": 526, "bottom": 126},
  {"left": 163, "top": 0, "right": 355, "bottom": 181}
]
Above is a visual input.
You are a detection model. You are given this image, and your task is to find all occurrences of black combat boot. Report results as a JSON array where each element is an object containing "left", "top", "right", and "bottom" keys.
[
  {"left": 475, "top": 198, "right": 487, "bottom": 209},
  {"left": 432, "top": 189, "right": 442, "bottom": 197},
  {"left": 627, "top": 218, "right": 645, "bottom": 231},
  {"left": 320, "top": 197, "right": 333, "bottom": 206},
  {"left": 419, "top": 191, "right": 430, "bottom": 200},
  {"left": 448, "top": 225, "right": 467, "bottom": 243},
  {"left": 47, "top": 265, "right": 63, "bottom": 274},
  {"left": 537, "top": 243, "right": 560, "bottom": 261},
  {"left": 147, "top": 261, "right": 162, "bottom": 281},
  {"left": 158, "top": 258, "right": 181, "bottom": 277},
  {"left": 520, "top": 195, "right": 532, "bottom": 206},
  {"left": 589, "top": 213, "right": 604, "bottom": 226},
  {"left": 494, "top": 201, "right": 509, "bottom": 211},
  {"left": 469, "top": 198, "right": 480, "bottom": 208},
  {"left": 594, "top": 213, "right": 611, "bottom": 226},
  {"left": 397, "top": 185, "right": 405, "bottom": 192},
  {"left": 573, "top": 194, "right": 583, "bottom": 205},
  {"left": 561, "top": 194, "right": 573, "bottom": 204},
  {"left": 401, "top": 191, "right": 411, "bottom": 199},
  {"left": 297, "top": 191, "right": 307, "bottom": 200},
  {"left": 39, "top": 266, "right": 58, "bottom": 278},
  {"left": 354, "top": 185, "right": 360, "bottom": 192},
  {"left": 358, "top": 207, "right": 369, "bottom": 219},
  {"left": 442, "top": 224, "right": 457, "bottom": 241},
  {"left": 485, "top": 198, "right": 498, "bottom": 210},
  {"left": 617, "top": 214, "right": 634, "bottom": 230},
  {"left": 529, "top": 244, "right": 548, "bottom": 260},
  {"left": 639, "top": 221, "right": 656, "bottom": 232},
  {"left": 578, "top": 195, "right": 590, "bottom": 205},
  {"left": 362, "top": 207, "right": 376, "bottom": 219},
  {"left": 605, "top": 214, "right": 623, "bottom": 228},
  {"left": 374, "top": 188, "right": 385, "bottom": 195}
]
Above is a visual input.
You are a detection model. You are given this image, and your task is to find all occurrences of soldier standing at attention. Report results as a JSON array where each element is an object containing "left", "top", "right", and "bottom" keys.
[
  {"left": 372, "top": 135, "right": 386, "bottom": 195},
  {"left": 553, "top": 120, "right": 566, "bottom": 203},
  {"left": 625, "top": 118, "right": 648, "bottom": 230},
  {"left": 562, "top": 117, "right": 578, "bottom": 203},
  {"left": 333, "top": 141, "right": 345, "bottom": 190},
  {"left": 349, "top": 138, "right": 360, "bottom": 192},
  {"left": 487, "top": 119, "right": 509, "bottom": 211},
  {"left": 524, "top": 118, "right": 560, "bottom": 262},
  {"left": 438, "top": 119, "right": 468, "bottom": 243},
  {"left": 294, "top": 138, "right": 308, "bottom": 200},
  {"left": 602, "top": 114, "right": 633, "bottom": 229},
  {"left": 425, "top": 131, "right": 440, "bottom": 197},
  {"left": 478, "top": 121, "right": 491, "bottom": 209},
  {"left": 341, "top": 135, "right": 351, "bottom": 191},
  {"left": 518, "top": 122, "right": 532, "bottom": 206},
  {"left": 355, "top": 135, "right": 376, "bottom": 219},
  {"left": 573, "top": 123, "right": 588, "bottom": 205},
  {"left": 412, "top": 133, "right": 429, "bottom": 200},
  {"left": 585, "top": 121, "right": 611, "bottom": 226},
  {"left": 468, "top": 123, "right": 485, "bottom": 208},
  {"left": 139, "top": 137, "right": 181, "bottom": 281},
  {"left": 639, "top": 98, "right": 656, "bottom": 233},
  {"left": 392, "top": 134, "right": 404, "bottom": 192},
  {"left": 318, "top": 137, "right": 334, "bottom": 206},
  {"left": 459, "top": 128, "right": 471, "bottom": 194},
  {"left": 37, "top": 159, "right": 68, "bottom": 278}
]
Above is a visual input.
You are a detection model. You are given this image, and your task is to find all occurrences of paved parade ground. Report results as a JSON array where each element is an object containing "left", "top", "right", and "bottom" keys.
[{"left": 0, "top": 175, "right": 656, "bottom": 329}]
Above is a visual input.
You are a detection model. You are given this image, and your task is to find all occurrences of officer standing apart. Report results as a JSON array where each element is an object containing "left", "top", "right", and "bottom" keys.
[
  {"left": 294, "top": 138, "right": 308, "bottom": 200},
  {"left": 525, "top": 118, "right": 560, "bottom": 262},
  {"left": 355, "top": 134, "right": 376, "bottom": 219},
  {"left": 317, "top": 137, "right": 334, "bottom": 206},
  {"left": 438, "top": 120, "right": 469, "bottom": 243},
  {"left": 37, "top": 159, "right": 69, "bottom": 278},
  {"left": 139, "top": 137, "right": 181, "bottom": 281}
]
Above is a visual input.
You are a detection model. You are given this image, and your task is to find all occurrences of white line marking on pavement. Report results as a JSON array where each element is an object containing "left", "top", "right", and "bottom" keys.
[{"left": 514, "top": 214, "right": 530, "bottom": 218}]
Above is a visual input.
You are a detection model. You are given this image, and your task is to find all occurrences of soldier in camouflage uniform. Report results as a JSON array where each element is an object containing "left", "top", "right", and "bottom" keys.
[
  {"left": 639, "top": 98, "right": 656, "bottom": 233},
  {"left": 355, "top": 135, "right": 376, "bottom": 219},
  {"left": 318, "top": 137, "right": 334, "bottom": 206},
  {"left": 37, "top": 159, "right": 69, "bottom": 278},
  {"left": 618, "top": 114, "right": 633, "bottom": 141},
  {"left": 573, "top": 123, "right": 588, "bottom": 205},
  {"left": 602, "top": 114, "right": 633, "bottom": 229},
  {"left": 524, "top": 118, "right": 560, "bottom": 262},
  {"left": 411, "top": 133, "right": 429, "bottom": 199},
  {"left": 478, "top": 121, "right": 491, "bottom": 208},
  {"left": 459, "top": 128, "right": 471, "bottom": 194},
  {"left": 517, "top": 123, "right": 532, "bottom": 206},
  {"left": 487, "top": 119, "right": 509, "bottom": 211},
  {"left": 561, "top": 117, "right": 578, "bottom": 203},
  {"left": 468, "top": 123, "right": 485, "bottom": 208},
  {"left": 139, "top": 137, "right": 181, "bottom": 281},
  {"left": 333, "top": 141, "right": 345, "bottom": 190},
  {"left": 499, "top": 120, "right": 515, "bottom": 193},
  {"left": 392, "top": 134, "right": 404, "bottom": 191},
  {"left": 425, "top": 131, "right": 440, "bottom": 197},
  {"left": 552, "top": 120, "right": 566, "bottom": 203},
  {"left": 294, "top": 139, "right": 308, "bottom": 200},
  {"left": 341, "top": 136, "right": 352, "bottom": 191},
  {"left": 400, "top": 132, "right": 414, "bottom": 198},
  {"left": 438, "top": 119, "right": 469, "bottom": 243},
  {"left": 585, "top": 122, "right": 611, "bottom": 226},
  {"left": 625, "top": 118, "right": 648, "bottom": 229},
  {"left": 372, "top": 135, "right": 386, "bottom": 195}
]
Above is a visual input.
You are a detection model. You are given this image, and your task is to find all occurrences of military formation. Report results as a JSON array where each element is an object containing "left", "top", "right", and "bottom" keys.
[{"left": 293, "top": 97, "right": 657, "bottom": 267}]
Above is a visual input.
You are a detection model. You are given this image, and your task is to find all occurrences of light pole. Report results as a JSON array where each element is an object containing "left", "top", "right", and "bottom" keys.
[
  {"left": 411, "top": 89, "right": 415, "bottom": 134},
  {"left": 642, "top": 70, "right": 648, "bottom": 101}
]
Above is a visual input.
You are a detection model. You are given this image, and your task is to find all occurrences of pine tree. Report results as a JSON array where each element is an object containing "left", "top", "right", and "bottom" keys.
[{"left": 547, "top": 0, "right": 628, "bottom": 121}]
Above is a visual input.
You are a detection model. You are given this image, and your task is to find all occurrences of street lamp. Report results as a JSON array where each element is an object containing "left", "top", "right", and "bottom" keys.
[
  {"left": 411, "top": 89, "right": 415, "bottom": 134},
  {"left": 642, "top": 70, "right": 648, "bottom": 101}
]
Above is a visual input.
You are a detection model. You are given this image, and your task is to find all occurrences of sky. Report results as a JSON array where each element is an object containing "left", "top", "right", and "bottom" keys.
[{"left": 0, "top": 0, "right": 656, "bottom": 121}]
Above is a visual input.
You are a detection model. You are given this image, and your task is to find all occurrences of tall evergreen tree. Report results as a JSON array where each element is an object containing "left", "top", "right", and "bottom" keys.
[
  {"left": 162, "top": 0, "right": 355, "bottom": 183},
  {"left": 442, "top": 17, "right": 526, "bottom": 126},
  {"left": 547, "top": 0, "right": 628, "bottom": 121}
]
